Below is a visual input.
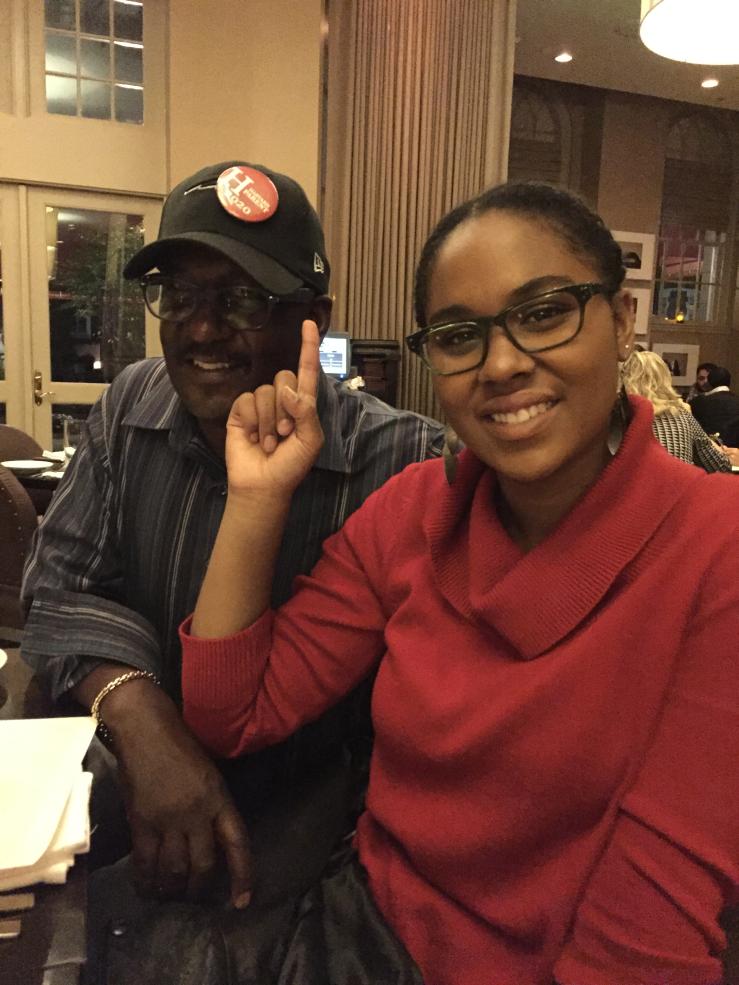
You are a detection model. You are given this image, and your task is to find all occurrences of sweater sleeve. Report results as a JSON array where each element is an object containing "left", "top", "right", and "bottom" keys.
[
  {"left": 555, "top": 530, "right": 739, "bottom": 985},
  {"left": 180, "top": 473, "right": 407, "bottom": 758}
]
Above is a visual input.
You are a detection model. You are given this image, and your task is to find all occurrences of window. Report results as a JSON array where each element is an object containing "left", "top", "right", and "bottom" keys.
[
  {"left": 654, "top": 114, "right": 732, "bottom": 325},
  {"left": 47, "top": 205, "right": 145, "bottom": 383},
  {"left": 654, "top": 227, "right": 726, "bottom": 323},
  {"left": 44, "top": 0, "right": 144, "bottom": 124},
  {"left": 507, "top": 85, "right": 563, "bottom": 187}
]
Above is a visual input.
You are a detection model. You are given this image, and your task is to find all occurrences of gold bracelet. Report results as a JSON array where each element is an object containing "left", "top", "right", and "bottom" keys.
[{"left": 91, "top": 670, "right": 158, "bottom": 745}]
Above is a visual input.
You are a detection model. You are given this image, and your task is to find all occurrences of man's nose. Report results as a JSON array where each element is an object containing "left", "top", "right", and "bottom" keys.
[
  {"left": 477, "top": 326, "right": 536, "bottom": 382},
  {"left": 183, "top": 298, "right": 233, "bottom": 342}
]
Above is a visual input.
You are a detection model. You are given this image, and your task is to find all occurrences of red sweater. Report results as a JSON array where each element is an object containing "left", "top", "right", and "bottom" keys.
[{"left": 181, "top": 397, "right": 739, "bottom": 985}]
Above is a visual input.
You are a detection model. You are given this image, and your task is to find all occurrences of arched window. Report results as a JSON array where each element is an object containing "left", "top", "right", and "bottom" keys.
[
  {"left": 507, "top": 87, "right": 563, "bottom": 185},
  {"left": 655, "top": 114, "right": 733, "bottom": 324}
]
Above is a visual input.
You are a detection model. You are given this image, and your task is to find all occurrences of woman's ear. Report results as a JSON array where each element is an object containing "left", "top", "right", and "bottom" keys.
[
  {"left": 308, "top": 296, "right": 333, "bottom": 340},
  {"left": 611, "top": 289, "right": 635, "bottom": 361}
]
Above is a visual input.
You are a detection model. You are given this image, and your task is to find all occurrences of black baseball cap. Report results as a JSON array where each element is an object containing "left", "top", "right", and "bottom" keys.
[{"left": 123, "top": 161, "right": 330, "bottom": 295}]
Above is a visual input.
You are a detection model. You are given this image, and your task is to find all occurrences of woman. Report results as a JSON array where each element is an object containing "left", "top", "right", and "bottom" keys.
[
  {"left": 622, "top": 348, "right": 731, "bottom": 472},
  {"left": 181, "top": 184, "right": 739, "bottom": 984}
]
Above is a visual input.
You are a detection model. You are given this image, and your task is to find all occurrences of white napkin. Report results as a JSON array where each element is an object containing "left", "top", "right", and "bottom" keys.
[
  {"left": 41, "top": 450, "right": 66, "bottom": 463},
  {"left": 0, "top": 772, "right": 92, "bottom": 891},
  {"left": 0, "top": 717, "right": 95, "bottom": 889}
]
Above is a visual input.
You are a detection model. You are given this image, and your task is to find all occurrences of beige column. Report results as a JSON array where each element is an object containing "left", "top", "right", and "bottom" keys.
[{"left": 167, "top": 0, "right": 323, "bottom": 203}]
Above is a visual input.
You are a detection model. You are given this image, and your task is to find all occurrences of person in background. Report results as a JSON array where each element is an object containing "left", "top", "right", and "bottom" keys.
[
  {"left": 180, "top": 183, "right": 739, "bottom": 984},
  {"left": 685, "top": 361, "right": 717, "bottom": 403},
  {"left": 689, "top": 364, "right": 739, "bottom": 443},
  {"left": 622, "top": 350, "right": 731, "bottom": 473},
  {"left": 20, "top": 161, "right": 444, "bottom": 981}
]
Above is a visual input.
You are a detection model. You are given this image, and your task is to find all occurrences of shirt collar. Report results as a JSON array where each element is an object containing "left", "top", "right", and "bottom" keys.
[
  {"left": 123, "top": 362, "right": 352, "bottom": 473},
  {"left": 313, "top": 372, "right": 352, "bottom": 473},
  {"left": 705, "top": 385, "right": 730, "bottom": 395}
]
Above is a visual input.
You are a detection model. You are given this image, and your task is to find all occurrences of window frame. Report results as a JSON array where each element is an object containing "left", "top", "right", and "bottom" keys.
[{"left": 43, "top": 0, "right": 144, "bottom": 124}]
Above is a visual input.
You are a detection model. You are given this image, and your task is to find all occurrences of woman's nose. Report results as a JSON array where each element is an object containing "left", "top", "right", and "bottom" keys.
[{"left": 476, "top": 325, "right": 536, "bottom": 382}]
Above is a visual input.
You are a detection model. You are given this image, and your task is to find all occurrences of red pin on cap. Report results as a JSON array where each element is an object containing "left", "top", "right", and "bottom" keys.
[{"left": 216, "top": 166, "right": 279, "bottom": 223}]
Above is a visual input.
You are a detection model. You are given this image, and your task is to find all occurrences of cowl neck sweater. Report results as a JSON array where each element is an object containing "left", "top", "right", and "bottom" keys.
[{"left": 182, "top": 395, "right": 739, "bottom": 984}]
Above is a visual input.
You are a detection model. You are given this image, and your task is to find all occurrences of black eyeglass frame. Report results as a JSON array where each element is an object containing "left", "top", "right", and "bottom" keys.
[
  {"left": 140, "top": 273, "right": 316, "bottom": 333},
  {"left": 406, "top": 282, "right": 611, "bottom": 376}
]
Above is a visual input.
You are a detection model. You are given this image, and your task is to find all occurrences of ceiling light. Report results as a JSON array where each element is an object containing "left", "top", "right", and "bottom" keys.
[
  {"left": 702, "top": 78, "right": 719, "bottom": 87},
  {"left": 554, "top": 52, "right": 572, "bottom": 63},
  {"left": 640, "top": 0, "right": 739, "bottom": 65}
]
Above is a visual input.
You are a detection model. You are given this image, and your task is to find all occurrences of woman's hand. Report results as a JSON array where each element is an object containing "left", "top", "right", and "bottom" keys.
[
  {"left": 191, "top": 321, "right": 325, "bottom": 638},
  {"left": 225, "top": 320, "right": 325, "bottom": 502}
]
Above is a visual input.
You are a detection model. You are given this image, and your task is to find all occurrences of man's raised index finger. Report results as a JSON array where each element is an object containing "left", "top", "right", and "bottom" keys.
[{"left": 297, "top": 320, "right": 321, "bottom": 398}]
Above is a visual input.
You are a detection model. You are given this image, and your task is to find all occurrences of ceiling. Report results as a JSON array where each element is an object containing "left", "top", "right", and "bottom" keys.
[{"left": 514, "top": 0, "right": 739, "bottom": 112}]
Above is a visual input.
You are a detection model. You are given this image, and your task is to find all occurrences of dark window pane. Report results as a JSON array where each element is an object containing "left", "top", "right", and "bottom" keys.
[
  {"left": 114, "top": 0, "right": 143, "bottom": 42},
  {"left": 80, "top": 0, "right": 109, "bottom": 36},
  {"left": 80, "top": 79, "right": 110, "bottom": 118},
  {"left": 45, "top": 32, "right": 76, "bottom": 75},
  {"left": 115, "top": 84, "right": 143, "bottom": 124},
  {"left": 45, "top": 0, "right": 76, "bottom": 31},
  {"left": 0, "top": 404, "right": 6, "bottom": 425},
  {"left": 48, "top": 208, "right": 145, "bottom": 387},
  {"left": 81, "top": 38, "right": 110, "bottom": 78},
  {"left": 46, "top": 74, "right": 77, "bottom": 116},
  {"left": 113, "top": 42, "right": 142, "bottom": 84}
]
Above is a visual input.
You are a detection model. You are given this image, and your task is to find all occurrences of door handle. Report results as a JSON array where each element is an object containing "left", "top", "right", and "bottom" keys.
[{"left": 33, "top": 370, "right": 55, "bottom": 406}]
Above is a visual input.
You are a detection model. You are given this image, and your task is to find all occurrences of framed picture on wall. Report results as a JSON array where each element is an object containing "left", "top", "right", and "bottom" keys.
[
  {"left": 630, "top": 286, "right": 652, "bottom": 342},
  {"left": 651, "top": 343, "right": 700, "bottom": 388},
  {"left": 612, "top": 231, "right": 656, "bottom": 281}
]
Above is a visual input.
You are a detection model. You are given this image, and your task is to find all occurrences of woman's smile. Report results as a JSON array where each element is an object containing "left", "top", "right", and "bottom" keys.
[{"left": 478, "top": 394, "right": 561, "bottom": 438}]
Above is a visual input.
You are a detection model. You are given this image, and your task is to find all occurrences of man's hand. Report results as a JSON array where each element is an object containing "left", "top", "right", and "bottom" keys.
[{"left": 74, "top": 670, "right": 251, "bottom": 907}]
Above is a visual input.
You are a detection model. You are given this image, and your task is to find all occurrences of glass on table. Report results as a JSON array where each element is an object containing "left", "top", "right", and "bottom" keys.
[{"left": 63, "top": 418, "right": 84, "bottom": 463}]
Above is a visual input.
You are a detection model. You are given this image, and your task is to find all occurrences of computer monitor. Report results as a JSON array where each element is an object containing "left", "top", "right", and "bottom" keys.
[{"left": 319, "top": 332, "right": 351, "bottom": 379}]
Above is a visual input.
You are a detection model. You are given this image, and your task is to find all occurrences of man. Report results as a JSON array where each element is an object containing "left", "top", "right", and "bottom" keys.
[
  {"left": 21, "top": 162, "right": 443, "bottom": 964},
  {"left": 686, "top": 361, "right": 717, "bottom": 403},
  {"left": 689, "top": 365, "right": 739, "bottom": 444}
]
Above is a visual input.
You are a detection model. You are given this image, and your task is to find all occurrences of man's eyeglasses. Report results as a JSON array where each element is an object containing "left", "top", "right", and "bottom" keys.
[
  {"left": 140, "top": 274, "right": 315, "bottom": 333},
  {"left": 406, "top": 282, "right": 609, "bottom": 376}
]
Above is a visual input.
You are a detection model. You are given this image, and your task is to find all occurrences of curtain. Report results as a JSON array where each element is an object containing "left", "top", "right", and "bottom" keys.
[{"left": 323, "top": 0, "right": 516, "bottom": 419}]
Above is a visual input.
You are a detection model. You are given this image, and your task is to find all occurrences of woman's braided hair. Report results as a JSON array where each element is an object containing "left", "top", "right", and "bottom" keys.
[{"left": 414, "top": 182, "right": 626, "bottom": 328}]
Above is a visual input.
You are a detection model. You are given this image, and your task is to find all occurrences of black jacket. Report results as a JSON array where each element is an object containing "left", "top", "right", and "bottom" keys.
[{"left": 689, "top": 390, "right": 739, "bottom": 443}]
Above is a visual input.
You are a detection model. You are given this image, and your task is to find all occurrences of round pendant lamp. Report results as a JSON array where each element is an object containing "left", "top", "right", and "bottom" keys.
[{"left": 640, "top": 0, "right": 739, "bottom": 64}]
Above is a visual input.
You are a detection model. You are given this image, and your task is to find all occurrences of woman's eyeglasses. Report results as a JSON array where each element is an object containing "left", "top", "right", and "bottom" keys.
[
  {"left": 140, "top": 274, "right": 315, "bottom": 333},
  {"left": 406, "top": 282, "right": 609, "bottom": 376}
]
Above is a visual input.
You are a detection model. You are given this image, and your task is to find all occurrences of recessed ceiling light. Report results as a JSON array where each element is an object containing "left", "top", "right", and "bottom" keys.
[
  {"left": 702, "top": 78, "right": 720, "bottom": 88},
  {"left": 555, "top": 52, "right": 573, "bottom": 63}
]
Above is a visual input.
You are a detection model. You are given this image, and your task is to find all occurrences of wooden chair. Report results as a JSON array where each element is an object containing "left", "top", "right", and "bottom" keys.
[
  {"left": 0, "top": 465, "right": 38, "bottom": 631},
  {"left": 0, "top": 424, "right": 43, "bottom": 461},
  {"left": 0, "top": 425, "right": 54, "bottom": 515}
]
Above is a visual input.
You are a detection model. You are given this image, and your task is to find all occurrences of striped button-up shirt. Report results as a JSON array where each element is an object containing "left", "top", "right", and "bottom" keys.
[{"left": 21, "top": 357, "right": 444, "bottom": 708}]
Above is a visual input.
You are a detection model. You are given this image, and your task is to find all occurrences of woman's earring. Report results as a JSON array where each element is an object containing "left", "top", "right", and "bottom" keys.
[
  {"left": 607, "top": 385, "right": 633, "bottom": 455},
  {"left": 442, "top": 425, "right": 461, "bottom": 485}
]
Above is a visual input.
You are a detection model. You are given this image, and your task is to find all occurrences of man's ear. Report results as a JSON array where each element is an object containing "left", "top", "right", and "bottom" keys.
[
  {"left": 308, "top": 295, "right": 333, "bottom": 340},
  {"left": 612, "top": 289, "right": 635, "bottom": 361}
]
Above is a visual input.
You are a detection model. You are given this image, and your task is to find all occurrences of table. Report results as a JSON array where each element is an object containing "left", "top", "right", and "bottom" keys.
[
  {"left": 16, "top": 469, "right": 62, "bottom": 516},
  {"left": 0, "top": 646, "right": 87, "bottom": 985}
]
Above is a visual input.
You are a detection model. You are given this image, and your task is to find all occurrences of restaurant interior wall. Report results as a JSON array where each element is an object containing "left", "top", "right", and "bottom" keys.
[
  {"left": 511, "top": 75, "right": 739, "bottom": 388},
  {"left": 0, "top": 0, "right": 323, "bottom": 448}
]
